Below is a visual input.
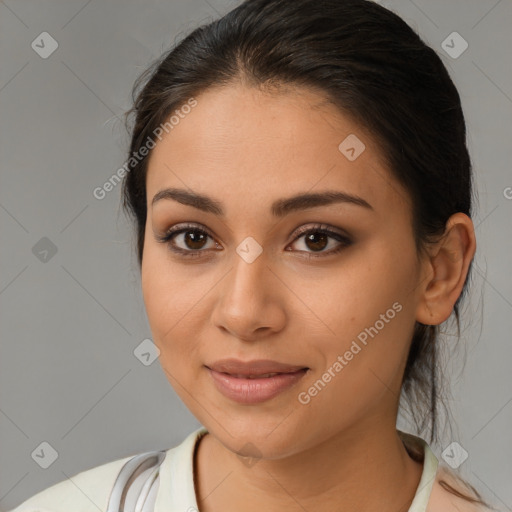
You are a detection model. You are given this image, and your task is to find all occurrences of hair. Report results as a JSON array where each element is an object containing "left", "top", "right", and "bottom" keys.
[{"left": 121, "top": 0, "right": 492, "bottom": 507}]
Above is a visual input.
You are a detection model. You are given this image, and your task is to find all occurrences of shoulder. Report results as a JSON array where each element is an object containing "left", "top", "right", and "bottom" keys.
[
  {"left": 398, "top": 430, "right": 499, "bottom": 512},
  {"left": 427, "top": 464, "right": 497, "bottom": 512},
  {"left": 7, "top": 428, "right": 208, "bottom": 512},
  {"left": 7, "top": 451, "right": 146, "bottom": 512}
]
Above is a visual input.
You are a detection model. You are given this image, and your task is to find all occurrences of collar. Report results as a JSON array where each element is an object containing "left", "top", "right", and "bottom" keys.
[{"left": 154, "top": 427, "right": 439, "bottom": 511}]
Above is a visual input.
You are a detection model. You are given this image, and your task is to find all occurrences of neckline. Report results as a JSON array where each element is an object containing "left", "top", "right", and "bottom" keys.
[{"left": 156, "top": 427, "right": 439, "bottom": 511}]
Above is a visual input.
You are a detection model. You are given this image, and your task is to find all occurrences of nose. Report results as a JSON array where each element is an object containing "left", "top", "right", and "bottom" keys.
[{"left": 211, "top": 247, "right": 287, "bottom": 342}]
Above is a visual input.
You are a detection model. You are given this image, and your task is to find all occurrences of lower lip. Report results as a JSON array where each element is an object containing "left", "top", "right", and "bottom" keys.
[{"left": 207, "top": 367, "right": 308, "bottom": 404}]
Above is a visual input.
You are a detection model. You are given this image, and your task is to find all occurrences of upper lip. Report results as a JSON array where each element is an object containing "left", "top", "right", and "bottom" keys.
[{"left": 206, "top": 359, "right": 308, "bottom": 376}]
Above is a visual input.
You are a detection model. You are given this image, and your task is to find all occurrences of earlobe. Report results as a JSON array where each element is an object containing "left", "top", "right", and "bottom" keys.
[{"left": 415, "top": 213, "right": 476, "bottom": 326}]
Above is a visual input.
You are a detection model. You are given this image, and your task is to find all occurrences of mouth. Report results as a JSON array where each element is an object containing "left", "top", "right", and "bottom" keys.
[
  {"left": 205, "top": 358, "right": 309, "bottom": 377},
  {"left": 205, "top": 362, "right": 309, "bottom": 404}
]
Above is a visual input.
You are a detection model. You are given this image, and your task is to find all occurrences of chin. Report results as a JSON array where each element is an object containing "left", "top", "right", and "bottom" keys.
[{"left": 208, "top": 420, "right": 312, "bottom": 462}]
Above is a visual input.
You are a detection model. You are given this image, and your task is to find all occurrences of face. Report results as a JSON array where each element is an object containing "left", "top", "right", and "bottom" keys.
[{"left": 141, "top": 83, "right": 427, "bottom": 459}]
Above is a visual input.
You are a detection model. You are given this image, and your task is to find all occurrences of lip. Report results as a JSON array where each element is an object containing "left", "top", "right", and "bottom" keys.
[
  {"left": 206, "top": 358, "right": 308, "bottom": 376},
  {"left": 205, "top": 359, "right": 309, "bottom": 404}
]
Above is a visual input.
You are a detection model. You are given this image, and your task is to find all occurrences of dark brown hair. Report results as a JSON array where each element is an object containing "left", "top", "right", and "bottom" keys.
[{"left": 121, "top": 0, "right": 492, "bottom": 507}]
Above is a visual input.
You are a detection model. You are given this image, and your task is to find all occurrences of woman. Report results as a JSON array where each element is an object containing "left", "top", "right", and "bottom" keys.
[{"left": 9, "top": 0, "right": 499, "bottom": 510}]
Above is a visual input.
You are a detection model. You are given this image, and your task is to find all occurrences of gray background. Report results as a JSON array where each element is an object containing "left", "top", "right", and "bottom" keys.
[{"left": 1, "top": 0, "right": 511, "bottom": 510}]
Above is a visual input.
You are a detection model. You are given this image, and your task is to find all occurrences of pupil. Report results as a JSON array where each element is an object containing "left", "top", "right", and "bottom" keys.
[
  {"left": 306, "top": 232, "right": 328, "bottom": 251},
  {"left": 185, "top": 230, "right": 207, "bottom": 250}
]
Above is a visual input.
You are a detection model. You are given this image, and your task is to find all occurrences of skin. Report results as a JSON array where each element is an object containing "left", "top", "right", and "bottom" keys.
[{"left": 141, "top": 83, "right": 476, "bottom": 512}]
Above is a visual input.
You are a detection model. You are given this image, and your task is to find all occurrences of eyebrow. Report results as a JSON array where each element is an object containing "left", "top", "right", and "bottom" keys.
[{"left": 151, "top": 187, "right": 374, "bottom": 217}]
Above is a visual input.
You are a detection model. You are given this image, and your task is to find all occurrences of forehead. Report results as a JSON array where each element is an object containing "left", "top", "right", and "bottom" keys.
[{"left": 145, "top": 83, "right": 410, "bottom": 217}]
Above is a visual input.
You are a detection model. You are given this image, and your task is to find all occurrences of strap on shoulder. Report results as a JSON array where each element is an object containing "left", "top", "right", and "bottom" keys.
[{"left": 106, "top": 450, "right": 167, "bottom": 512}]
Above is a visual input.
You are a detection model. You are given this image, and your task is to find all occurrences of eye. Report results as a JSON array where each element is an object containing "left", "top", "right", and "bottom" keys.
[
  {"left": 287, "top": 223, "right": 352, "bottom": 258},
  {"left": 156, "top": 223, "right": 220, "bottom": 258},
  {"left": 155, "top": 222, "right": 352, "bottom": 259}
]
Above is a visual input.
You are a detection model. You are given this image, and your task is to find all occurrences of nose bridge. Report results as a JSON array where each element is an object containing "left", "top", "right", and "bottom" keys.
[
  {"left": 226, "top": 237, "right": 270, "bottom": 303},
  {"left": 212, "top": 238, "right": 284, "bottom": 337}
]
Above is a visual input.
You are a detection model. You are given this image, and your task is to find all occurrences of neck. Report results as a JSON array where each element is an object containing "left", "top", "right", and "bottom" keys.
[{"left": 194, "top": 418, "right": 424, "bottom": 512}]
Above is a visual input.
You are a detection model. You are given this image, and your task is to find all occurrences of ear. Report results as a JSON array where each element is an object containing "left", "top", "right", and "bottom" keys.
[{"left": 415, "top": 213, "right": 476, "bottom": 326}]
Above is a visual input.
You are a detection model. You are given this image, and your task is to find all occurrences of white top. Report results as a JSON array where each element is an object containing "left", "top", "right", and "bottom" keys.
[{"left": 8, "top": 427, "right": 486, "bottom": 512}]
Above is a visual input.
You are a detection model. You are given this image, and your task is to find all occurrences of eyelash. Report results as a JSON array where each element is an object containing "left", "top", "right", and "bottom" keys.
[{"left": 156, "top": 222, "right": 352, "bottom": 260}]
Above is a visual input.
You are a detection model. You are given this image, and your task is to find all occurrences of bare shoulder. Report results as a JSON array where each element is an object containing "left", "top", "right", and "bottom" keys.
[{"left": 427, "top": 464, "right": 499, "bottom": 512}]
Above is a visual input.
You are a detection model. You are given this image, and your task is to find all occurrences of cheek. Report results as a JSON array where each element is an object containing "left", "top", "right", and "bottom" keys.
[
  {"left": 313, "top": 253, "right": 410, "bottom": 336},
  {"left": 141, "top": 248, "right": 185, "bottom": 353},
  {"left": 308, "top": 242, "right": 417, "bottom": 382},
  {"left": 141, "top": 247, "right": 211, "bottom": 374},
  {"left": 296, "top": 293, "right": 412, "bottom": 436}
]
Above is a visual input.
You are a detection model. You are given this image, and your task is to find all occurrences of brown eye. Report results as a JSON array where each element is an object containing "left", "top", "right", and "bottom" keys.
[
  {"left": 288, "top": 224, "right": 352, "bottom": 258},
  {"left": 303, "top": 232, "right": 329, "bottom": 252},
  {"left": 180, "top": 230, "right": 209, "bottom": 250},
  {"left": 156, "top": 222, "right": 352, "bottom": 260},
  {"left": 156, "top": 223, "right": 219, "bottom": 258}
]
